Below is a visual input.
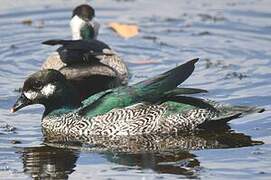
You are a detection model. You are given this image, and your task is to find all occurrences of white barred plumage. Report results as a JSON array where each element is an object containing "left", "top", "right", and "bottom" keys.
[{"left": 42, "top": 102, "right": 219, "bottom": 137}]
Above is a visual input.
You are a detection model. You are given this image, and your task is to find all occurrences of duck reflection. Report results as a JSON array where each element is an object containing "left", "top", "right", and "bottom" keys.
[
  {"left": 105, "top": 150, "right": 200, "bottom": 177},
  {"left": 19, "top": 146, "right": 79, "bottom": 179},
  {"left": 19, "top": 128, "right": 263, "bottom": 179}
]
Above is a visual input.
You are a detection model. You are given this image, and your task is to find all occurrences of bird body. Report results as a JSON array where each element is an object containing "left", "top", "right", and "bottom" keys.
[{"left": 12, "top": 59, "right": 264, "bottom": 137}]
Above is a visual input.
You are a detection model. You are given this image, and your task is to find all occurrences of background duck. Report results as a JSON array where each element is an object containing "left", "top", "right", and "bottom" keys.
[
  {"left": 42, "top": 4, "right": 99, "bottom": 70},
  {"left": 70, "top": 4, "right": 100, "bottom": 40},
  {"left": 42, "top": 39, "right": 128, "bottom": 99},
  {"left": 41, "top": 4, "right": 128, "bottom": 98},
  {"left": 11, "top": 59, "right": 264, "bottom": 138}
]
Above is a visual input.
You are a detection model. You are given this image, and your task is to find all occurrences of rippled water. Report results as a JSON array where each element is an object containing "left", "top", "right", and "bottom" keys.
[{"left": 0, "top": 0, "right": 271, "bottom": 179}]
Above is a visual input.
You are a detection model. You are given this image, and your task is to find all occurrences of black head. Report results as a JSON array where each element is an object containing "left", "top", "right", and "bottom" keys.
[
  {"left": 72, "top": 4, "right": 95, "bottom": 21},
  {"left": 70, "top": 4, "right": 98, "bottom": 40},
  {"left": 11, "top": 70, "right": 70, "bottom": 113}
]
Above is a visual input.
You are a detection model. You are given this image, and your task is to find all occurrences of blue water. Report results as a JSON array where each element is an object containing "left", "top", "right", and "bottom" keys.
[{"left": 0, "top": 0, "right": 271, "bottom": 179}]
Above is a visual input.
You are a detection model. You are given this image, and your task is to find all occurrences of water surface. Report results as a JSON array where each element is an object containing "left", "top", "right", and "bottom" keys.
[{"left": 0, "top": 0, "right": 271, "bottom": 179}]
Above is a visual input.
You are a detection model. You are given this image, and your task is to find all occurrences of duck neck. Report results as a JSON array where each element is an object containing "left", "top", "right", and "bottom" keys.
[
  {"left": 43, "top": 84, "right": 81, "bottom": 118},
  {"left": 80, "top": 25, "right": 95, "bottom": 40},
  {"left": 70, "top": 15, "right": 95, "bottom": 40}
]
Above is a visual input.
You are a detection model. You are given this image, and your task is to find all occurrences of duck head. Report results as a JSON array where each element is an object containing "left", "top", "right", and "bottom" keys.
[
  {"left": 70, "top": 4, "right": 100, "bottom": 40},
  {"left": 11, "top": 70, "right": 80, "bottom": 113}
]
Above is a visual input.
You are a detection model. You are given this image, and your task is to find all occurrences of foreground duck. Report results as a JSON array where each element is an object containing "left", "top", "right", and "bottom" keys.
[
  {"left": 41, "top": 4, "right": 128, "bottom": 98},
  {"left": 11, "top": 59, "right": 264, "bottom": 137}
]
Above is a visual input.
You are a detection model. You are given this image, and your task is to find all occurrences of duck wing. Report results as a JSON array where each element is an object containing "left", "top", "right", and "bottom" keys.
[
  {"left": 131, "top": 58, "right": 199, "bottom": 102},
  {"left": 42, "top": 39, "right": 114, "bottom": 65},
  {"left": 75, "top": 58, "right": 264, "bottom": 134},
  {"left": 79, "top": 59, "right": 202, "bottom": 117},
  {"left": 42, "top": 39, "right": 110, "bottom": 52}
]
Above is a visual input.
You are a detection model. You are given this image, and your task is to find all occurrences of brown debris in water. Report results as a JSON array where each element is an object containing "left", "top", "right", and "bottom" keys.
[
  {"left": 20, "top": 19, "right": 45, "bottom": 28},
  {"left": 108, "top": 22, "right": 139, "bottom": 38},
  {"left": 21, "top": 19, "right": 32, "bottom": 25}
]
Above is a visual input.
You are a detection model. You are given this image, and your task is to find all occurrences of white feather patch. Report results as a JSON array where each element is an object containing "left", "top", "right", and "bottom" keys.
[
  {"left": 102, "top": 48, "right": 114, "bottom": 54},
  {"left": 41, "top": 84, "right": 56, "bottom": 97},
  {"left": 24, "top": 91, "right": 38, "bottom": 100},
  {"left": 70, "top": 15, "right": 86, "bottom": 40}
]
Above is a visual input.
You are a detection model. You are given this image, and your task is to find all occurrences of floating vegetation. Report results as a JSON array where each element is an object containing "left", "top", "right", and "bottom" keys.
[
  {"left": 193, "top": 31, "right": 212, "bottom": 36},
  {"left": 20, "top": 19, "right": 45, "bottom": 28},
  {"left": 225, "top": 72, "right": 249, "bottom": 80},
  {"left": 198, "top": 13, "right": 226, "bottom": 22},
  {"left": 0, "top": 124, "right": 16, "bottom": 133},
  {"left": 108, "top": 22, "right": 139, "bottom": 38},
  {"left": 10, "top": 140, "right": 21, "bottom": 144},
  {"left": 13, "top": 87, "right": 22, "bottom": 93},
  {"left": 21, "top": 19, "right": 32, "bottom": 25},
  {"left": 204, "top": 58, "right": 233, "bottom": 69}
]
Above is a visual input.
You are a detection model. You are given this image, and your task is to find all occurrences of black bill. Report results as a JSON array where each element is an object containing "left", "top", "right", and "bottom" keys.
[{"left": 11, "top": 93, "right": 32, "bottom": 113}]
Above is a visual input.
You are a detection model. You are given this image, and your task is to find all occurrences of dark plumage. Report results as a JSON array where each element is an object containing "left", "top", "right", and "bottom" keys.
[
  {"left": 72, "top": 4, "right": 95, "bottom": 21},
  {"left": 42, "top": 39, "right": 112, "bottom": 65}
]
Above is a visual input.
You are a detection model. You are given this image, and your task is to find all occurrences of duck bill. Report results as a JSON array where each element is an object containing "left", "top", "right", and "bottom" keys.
[{"left": 11, "top": 93, "right": 32, "bottom": 113}]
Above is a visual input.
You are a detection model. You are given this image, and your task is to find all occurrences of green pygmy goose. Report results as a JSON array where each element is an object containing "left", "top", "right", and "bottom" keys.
[{"left": 11, "top": 59, "right": 264, "bottom": 137}]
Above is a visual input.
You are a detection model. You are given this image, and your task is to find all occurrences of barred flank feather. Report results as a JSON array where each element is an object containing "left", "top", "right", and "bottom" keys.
[{"left": 42, "top": 100, "right": 259, "bottom": 136}]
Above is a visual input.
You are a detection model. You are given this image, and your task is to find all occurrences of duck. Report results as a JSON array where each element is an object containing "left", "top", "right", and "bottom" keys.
[
  {"left": 41, "top": 4, "right": 128, "bottom": 99},
  {"left": 41, "top": 4, "right": 99, "bottom": 70},
  {"left": 11, "top": 59, "right": 264, "bottom": 137},
  {"left": 42, "top": 39, "right": 128, "bottom": 99}
]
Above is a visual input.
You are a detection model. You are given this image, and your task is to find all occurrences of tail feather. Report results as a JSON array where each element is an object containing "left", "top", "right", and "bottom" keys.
[
  {"left": 165, "top": 96, "right": 217, "bottom": 111},
  {"left": 197, "top": 101, "right": 265, "bottom": 130},
  {"left": 220, "top": 105, "right": 265, "bottom": 117},
  {"left": 198, "top": 112, "right": 242, "bottom": 130},
  {"left": 164, "top": 88, "right": 207, "bottom": 96},
  {"left": 202, "top": 100, "right": 265, "bottom": 116}
]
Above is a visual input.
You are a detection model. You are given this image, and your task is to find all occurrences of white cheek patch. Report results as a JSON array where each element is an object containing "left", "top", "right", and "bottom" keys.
[
  {"left": 41, "top": 84, "right": 56, "bottom": 97},
  {"left": 70, "top": 15, "right": 86, "bottom": 40},
  {"left": 24, "top": 91, "right": 38, "bottom": 100}
]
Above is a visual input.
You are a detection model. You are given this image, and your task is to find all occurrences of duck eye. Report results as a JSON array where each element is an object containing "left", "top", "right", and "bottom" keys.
[{"left": 33, "top": 81, "right": 43, "bottom": 90}]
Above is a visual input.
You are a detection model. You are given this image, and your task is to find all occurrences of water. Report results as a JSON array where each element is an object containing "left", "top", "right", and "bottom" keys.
[{"left": 0, "top": 0, "right": 271, "bottom": 179}]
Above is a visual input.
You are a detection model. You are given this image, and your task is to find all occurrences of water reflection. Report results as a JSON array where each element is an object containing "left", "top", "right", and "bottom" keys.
[
  {"left": 19, "top": 128, "right": 263, "bottom": 179},
  {"left": 106, "top": 151, "right": 200, "bottom": 177},
  {"left": 18, "top": 146, "right": 79, "bottom": 179}
]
